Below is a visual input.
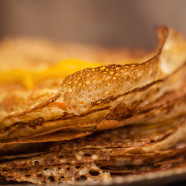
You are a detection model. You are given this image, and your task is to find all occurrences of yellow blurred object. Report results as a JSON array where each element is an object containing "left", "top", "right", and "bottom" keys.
[{"left": 0, "top": 59, "right": 102, "bottom": 89}]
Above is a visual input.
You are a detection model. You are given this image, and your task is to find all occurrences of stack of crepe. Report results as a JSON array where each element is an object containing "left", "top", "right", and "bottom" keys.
[{"left": 0, "top": 26, "right": 186, "bottom": 185}]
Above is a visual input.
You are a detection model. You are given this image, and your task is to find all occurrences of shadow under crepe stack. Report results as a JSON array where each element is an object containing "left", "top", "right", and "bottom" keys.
[{"left": 0, "top": 26, "right": 186, "bottom": 185}]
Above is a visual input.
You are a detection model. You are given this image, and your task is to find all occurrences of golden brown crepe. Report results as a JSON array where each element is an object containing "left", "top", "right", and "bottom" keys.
[{"left": 0, "top": 27, "right": 186, "bottom": 144}]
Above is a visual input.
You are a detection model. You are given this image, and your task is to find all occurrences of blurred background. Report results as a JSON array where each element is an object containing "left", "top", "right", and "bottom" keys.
[{"left": 0, "top": 0, "right": 186, "bottom": 49}]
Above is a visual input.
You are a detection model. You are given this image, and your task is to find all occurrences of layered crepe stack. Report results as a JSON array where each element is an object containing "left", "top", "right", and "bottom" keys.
[{"left": 0, "top": 26, "right": 186, "bottom": 185}]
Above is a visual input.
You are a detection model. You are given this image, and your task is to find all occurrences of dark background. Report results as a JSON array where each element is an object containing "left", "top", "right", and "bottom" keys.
[{"left": 0, "top": 0, "right": 186, "bottom": 49}]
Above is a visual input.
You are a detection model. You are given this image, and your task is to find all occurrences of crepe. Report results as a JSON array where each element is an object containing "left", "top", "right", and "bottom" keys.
[
  {"left": 1, "top": 85, "right": 185, "bottom": 145},
  {"left": 0, "top": 118, "right": 186, "bottom": 184},
  {"left": 0, "top": 26, "right": 186, "bottom": 185},
  {"left": 0, "top": 26, "right": 186, "bottom": 144}
]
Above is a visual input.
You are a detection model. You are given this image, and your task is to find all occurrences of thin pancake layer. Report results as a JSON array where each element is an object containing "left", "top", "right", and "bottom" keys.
[{"left": 1, "top": 81, "right": 185, "bottom": 144}]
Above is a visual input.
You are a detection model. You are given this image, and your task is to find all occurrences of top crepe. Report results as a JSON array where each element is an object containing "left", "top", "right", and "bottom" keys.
[{"left": 0, "top": 26, "right": 186, "bottom": 143}]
